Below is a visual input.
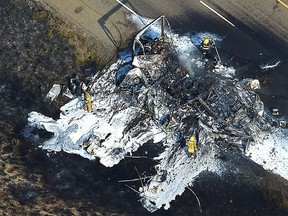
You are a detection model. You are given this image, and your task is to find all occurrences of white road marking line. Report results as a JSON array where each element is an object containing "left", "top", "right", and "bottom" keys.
[{"left": 200, "top": 0, "right": 235, "bottom": 27}]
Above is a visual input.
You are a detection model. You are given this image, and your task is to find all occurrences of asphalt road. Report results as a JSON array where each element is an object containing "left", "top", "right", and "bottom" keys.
[
  {"left": 37, "top": 0, "right": 288, "bottom": 59},
  {"left": 130, "top": 0, "right": 288, "bottom": 58}
]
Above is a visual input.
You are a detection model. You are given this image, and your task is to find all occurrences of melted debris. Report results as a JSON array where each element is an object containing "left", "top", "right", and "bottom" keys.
[{"left": 25, "top": 16, "right": 286, "bottom": 212}]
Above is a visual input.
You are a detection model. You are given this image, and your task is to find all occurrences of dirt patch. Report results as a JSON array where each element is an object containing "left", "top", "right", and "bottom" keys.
[
  {"left": 0, "top": 1, "right": 120, "bottom": 215},
  {"left": 31, "top": 2, "right": 104, "bottom": 67}
]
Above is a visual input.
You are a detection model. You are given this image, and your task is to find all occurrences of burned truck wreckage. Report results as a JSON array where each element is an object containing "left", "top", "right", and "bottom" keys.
[{"left": 25, "top": 15, "right": 287, "bottom": 212}]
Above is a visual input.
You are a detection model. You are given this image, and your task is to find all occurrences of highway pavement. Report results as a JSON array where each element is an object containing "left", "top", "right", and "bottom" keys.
[{"left": 36, "top": 0, "right": 288, "bottom": 60}]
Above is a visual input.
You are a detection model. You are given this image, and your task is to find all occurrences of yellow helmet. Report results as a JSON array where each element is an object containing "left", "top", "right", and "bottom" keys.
[
  {"left": 189, "top": 136, "right": 195, "bottom": 141},
  {"left": 203, "top": 38, "right": 210, "bottom": 45}
]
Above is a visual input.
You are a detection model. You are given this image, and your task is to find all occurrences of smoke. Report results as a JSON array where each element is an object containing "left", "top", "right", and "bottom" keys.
[{"left": 172, "top": 34, "right": 204, "bottom": 77}]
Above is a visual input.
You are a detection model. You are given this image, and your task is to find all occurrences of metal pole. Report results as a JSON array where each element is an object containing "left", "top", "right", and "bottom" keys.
[
  {"left": 214, "top": 46, "right": 222, "bottom": 63},
  {"left": 161, "top": 15, "right": 165, "bottom": 42},
  {"left": 161, "top": 16, "right": 164, "bottom": 36},
  {"left": 115, "top": 0, "right": 139, "bottom": 16}
]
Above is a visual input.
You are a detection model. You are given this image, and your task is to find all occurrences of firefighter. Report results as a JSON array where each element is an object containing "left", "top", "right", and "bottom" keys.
[
  {"left": 185, "top": 135, "right": 197, "bottom": 157},
  {"left": 84, "top": 91, "right": 92, "bottom": 113},
  {"left": 200, "top": 37, "right": 214, "bottom": 59}
]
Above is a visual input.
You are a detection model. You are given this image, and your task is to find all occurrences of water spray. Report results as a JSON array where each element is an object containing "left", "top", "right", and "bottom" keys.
[{"left": 114, "top": 0, "right": 146, "bottom": 25}]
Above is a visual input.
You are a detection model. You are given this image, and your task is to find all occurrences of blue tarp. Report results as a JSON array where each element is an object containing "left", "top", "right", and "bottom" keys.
[
  {"left": 242, "top": 139, "right": 248, "bottom": 150},
  {"left": 160, "top": 114, "right": 170, "bottom": 125},
  {"left": 114, "top": 64, "right": 133, "bottom": 86},
  {"left": 190, "top": 32, "right": 202, "bottom": 50},
  {"left": 132, "top": 82, "right": 144, "bottom": 92},
  {"left": 118, "top": 45, "right": 142, "bottom": 64},
  {"left": 140, "top": 28, "right": 160, "bottom": 41},
  {"left": 118, "top": 49, "right": 133, "bottom": 63}
]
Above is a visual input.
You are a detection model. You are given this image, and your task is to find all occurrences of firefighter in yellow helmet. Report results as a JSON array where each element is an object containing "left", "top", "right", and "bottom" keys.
[
  {"left": 200, "top": 37, "right": 214, "bottom": 59},
  {"left": 185, "top": 135, "right": 197, "bottom": 157}
]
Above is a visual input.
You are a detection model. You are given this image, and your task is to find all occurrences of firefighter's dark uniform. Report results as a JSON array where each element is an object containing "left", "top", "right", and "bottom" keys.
[{"left": 201, "top": 38, "right": 213, "bottom": 59}]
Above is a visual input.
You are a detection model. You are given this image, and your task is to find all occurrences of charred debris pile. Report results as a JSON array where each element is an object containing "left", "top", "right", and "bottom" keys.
[
  {"left": 115, "top": 23, "right": 271, "bottom": 155},
  {"left": 25, "top": 15, "right": 285, "bottom": 212}
]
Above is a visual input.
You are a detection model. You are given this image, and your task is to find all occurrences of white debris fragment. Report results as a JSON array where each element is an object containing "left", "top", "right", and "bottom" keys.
[
  {"left": 43, "top": 84, "right": 61, "bottom": 104},
  {"left": 212, "top": 64, "right": 236, "bottom": 78},
  {"left": 260, "top": 60, "right": 281, "bottom": 70},
  {"left": 245, "top": 79, "right": 260, "bottom": 90}
]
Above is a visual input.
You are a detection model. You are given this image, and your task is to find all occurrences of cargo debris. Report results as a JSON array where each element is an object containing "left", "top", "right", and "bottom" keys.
[{"left": 25, "top": 15, "right": 288, "bottom": 212}]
